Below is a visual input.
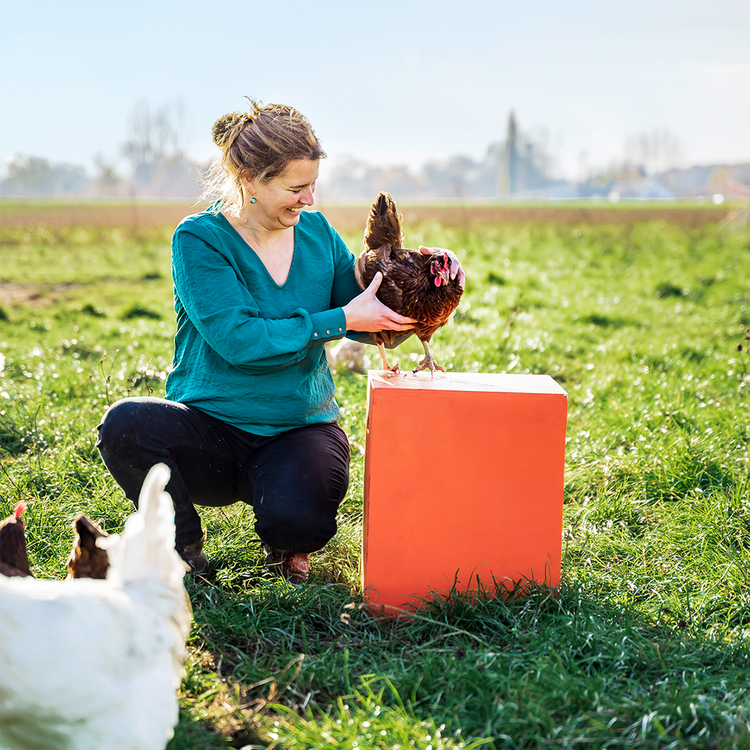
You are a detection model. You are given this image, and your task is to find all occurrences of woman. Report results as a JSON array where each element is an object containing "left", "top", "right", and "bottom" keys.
[{"left": 97, "top": 100, "right": 460, "bottom": 582}]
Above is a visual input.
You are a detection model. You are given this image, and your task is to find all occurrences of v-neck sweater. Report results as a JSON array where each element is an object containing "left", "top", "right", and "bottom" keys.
[{"left": 165, "top": 208, "right": 362, "bottom": 435}]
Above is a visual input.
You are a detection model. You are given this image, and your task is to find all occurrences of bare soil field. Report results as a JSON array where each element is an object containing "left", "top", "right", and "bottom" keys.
[
  {"left": 325, "top": 203, "right": 729, "bottom": 230},
  {"left": 0, "top": 200, "right": 730, "bottom": 232}
]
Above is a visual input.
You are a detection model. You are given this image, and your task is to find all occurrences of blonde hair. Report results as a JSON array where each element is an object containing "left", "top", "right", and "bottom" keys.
[{"left": 202, "top": 99, "right": 325, "bottom": 215}]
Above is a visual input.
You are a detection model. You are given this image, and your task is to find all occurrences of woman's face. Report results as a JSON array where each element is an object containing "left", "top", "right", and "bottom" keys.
[{"left": 245, "top": 159, "right": 319, "bottom": 231}]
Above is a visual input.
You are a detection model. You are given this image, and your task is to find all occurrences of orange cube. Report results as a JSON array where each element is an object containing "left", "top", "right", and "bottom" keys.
[{"left": 362, "top": 372, "right": 568, "bottom": 612}]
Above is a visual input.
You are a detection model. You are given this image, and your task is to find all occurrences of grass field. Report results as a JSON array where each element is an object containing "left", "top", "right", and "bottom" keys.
[{"left": 1, "top": 201, "right": 749, "bottom": 748}]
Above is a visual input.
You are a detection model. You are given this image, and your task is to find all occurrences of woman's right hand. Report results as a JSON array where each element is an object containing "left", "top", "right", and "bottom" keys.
[{"left": 341, "top": 273, "right": 416, "bottom": 332}]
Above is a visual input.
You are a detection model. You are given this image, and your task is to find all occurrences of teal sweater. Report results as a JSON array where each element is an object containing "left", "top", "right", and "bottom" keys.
[{"left": 165, "top": 208, "right": 364, "bottom": 435}]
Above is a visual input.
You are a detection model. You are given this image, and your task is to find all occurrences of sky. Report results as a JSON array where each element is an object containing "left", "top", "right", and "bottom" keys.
[{"left": 2, "top": 0, "right": 749, "bottom": 182}]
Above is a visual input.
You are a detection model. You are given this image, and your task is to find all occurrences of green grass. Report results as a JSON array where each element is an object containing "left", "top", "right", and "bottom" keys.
[{"left": 1, "top": 208, "right": 749, "bottom": 748}]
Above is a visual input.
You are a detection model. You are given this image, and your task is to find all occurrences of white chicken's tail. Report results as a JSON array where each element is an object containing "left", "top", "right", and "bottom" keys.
[{"left": 100, "top": 463, "right": 189, "bottom": 590}]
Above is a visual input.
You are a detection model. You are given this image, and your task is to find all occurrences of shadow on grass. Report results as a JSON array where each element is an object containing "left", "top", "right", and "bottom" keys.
[
  {"left": 178, "top": 571, "right": 750, "bottom": 748},
  {"left": 168, "top": 713, "right": 236, "bottom": 749}
]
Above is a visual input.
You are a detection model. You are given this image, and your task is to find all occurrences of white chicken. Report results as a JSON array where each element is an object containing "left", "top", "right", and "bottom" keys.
[
  {"left": 0, "top": 463, "right": 192, "bottom": 750},
  {"left": 326, "top": 338, "right": 371, "bottom": 374}
]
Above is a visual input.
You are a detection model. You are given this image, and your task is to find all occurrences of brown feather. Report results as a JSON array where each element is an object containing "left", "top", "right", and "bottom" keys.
[
  {"left": 364, "top": 193, "right": 403, "bottom": 251},
  {"left": 67, "top": 514, "right": 110, "bottom": 580},
  {"left": 0, "top": 510, "right": 32, "bottom": 577}
]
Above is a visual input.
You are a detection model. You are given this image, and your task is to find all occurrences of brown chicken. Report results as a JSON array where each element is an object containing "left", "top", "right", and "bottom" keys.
[
  {"left": 0, "top": 502, "right": 32, "bottom": 577},
  {"left": 67, "top": 514, "right": 110, "bottom": 580},
  {"left": 354, "top": 192, "right": 464, "bottom": 375},
  {"left": 0, "top": 500, "right": 111, "bottom": 580}
]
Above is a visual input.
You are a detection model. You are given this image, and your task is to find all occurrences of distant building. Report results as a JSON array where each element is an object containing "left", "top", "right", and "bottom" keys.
[{"left": 497, "top": 112, "right": 560, "bottom": 197}]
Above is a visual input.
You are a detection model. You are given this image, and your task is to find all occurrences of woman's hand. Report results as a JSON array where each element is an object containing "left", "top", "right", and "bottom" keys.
[
  {"left": 342, "top": 272, "right": 416, "bottom": 332},
  {"left": 419, "top": 246, "right": 466, "bottom": 290}
]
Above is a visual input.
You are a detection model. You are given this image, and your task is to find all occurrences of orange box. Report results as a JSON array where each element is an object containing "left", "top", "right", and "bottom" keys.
[{"left": 362, "top": 372, "right": 568, "bottom": 611}]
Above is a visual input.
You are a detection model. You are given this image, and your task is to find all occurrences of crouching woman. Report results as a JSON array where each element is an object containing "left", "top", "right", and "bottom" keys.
[{"left": 97, "top": 100, "right": 415, "bottom": 581}]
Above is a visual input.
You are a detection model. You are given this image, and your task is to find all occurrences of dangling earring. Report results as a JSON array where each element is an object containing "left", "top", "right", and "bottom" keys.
[{"left": 249, "top": 195, "right": 257, "bottom": 204}]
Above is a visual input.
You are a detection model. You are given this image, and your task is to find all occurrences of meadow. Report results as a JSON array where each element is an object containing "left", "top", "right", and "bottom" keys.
[{"left": 0, "top": 200, "right": 748, "bottom": 748}]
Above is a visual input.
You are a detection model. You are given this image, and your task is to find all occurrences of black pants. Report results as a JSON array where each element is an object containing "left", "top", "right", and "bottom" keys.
[{"left": 96, "top": 398, "right": 350, "bottom": 552}]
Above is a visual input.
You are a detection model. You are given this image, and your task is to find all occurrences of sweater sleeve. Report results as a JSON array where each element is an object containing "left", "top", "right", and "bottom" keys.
[{"left": 172, "top": 223, "right": 345, "bottom": 374}]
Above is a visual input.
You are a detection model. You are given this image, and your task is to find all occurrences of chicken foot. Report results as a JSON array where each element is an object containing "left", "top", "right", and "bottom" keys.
[
  {"left": 413, "top": 339, "right": 445, "bottom": 377},
  {"left": 377, "top": 342, "right": 401, "bottom": 376}
]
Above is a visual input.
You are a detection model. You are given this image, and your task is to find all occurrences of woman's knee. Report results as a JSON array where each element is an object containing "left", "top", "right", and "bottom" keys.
[
  {"left": 247, "top": 422, "right": 352, "bottom": 551},
  {"left": 254, "top": 497, "right": 338, "bottom": 553},
  {"left": 97, "top": 399, "right": 143, "bottom": 452},
  {"left": 98, "top": 398, "right": 137, "bottom": 445},
  {"left": 97, "top": 397, "right": 176, "bottom": 465}
]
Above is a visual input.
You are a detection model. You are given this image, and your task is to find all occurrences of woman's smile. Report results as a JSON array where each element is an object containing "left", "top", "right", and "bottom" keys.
[{"left": 244, "top": 159, "right": 320, "bottom": 231}]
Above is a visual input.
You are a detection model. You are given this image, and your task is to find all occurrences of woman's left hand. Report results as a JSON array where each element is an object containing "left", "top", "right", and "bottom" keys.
[{"left": 419, "top": 246, "right": 466, "bottom": 290}]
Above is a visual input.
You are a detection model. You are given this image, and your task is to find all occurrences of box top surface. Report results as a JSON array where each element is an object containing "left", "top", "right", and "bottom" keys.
[{"left": 368, "top": 371, "right": 567, "bottom": 395}]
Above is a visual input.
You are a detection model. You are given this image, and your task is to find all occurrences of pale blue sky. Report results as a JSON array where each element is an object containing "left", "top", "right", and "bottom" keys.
[{"left": 2, "top": 0, "right": 749, "bottom": 180}]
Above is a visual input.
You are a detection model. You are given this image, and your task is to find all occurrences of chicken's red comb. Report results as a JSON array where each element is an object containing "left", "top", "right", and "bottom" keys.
[{"left": 14, "top": 501, "right": 27, "bottom": 520}]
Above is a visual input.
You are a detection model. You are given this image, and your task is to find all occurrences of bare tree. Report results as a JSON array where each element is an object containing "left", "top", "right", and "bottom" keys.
[
  {"left": 624, "top": 128, "right": 684, "bottom": 175},
  {"left": 6, "top": 156, "right": 57, "bottom": 193},
  {"left": 1, "top": 156, "right": 88, "bottom": 196},
  {"left": 121, "top": 101, "right": 184, "bottom": 166},
  {"left": 93, "top": 153, "right": 122, "bottom": 196},
  {"left": 120, "top": 100, "right": 193, "bottom": 197}
]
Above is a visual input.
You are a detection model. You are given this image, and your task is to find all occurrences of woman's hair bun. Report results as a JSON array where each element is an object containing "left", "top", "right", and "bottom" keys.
[{"left": 211, "top": 112, "right": 247, "bottom": 148}]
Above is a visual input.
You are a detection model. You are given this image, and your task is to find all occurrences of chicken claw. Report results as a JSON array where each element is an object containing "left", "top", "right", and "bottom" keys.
[{"left": 412, "top": 341, "right": 445, "bottom": 377}]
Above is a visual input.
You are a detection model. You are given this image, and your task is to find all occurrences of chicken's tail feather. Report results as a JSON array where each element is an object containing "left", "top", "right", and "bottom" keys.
[
  {"left": 364, "top": 192, "right": 403, "bottom": 251},
  {"left": 102, "top": 462, "right": 193, "bottom": 670}
]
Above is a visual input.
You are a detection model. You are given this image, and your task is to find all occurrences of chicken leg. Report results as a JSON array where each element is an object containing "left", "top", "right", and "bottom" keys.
[
  {"left": 377, "top": 342, "right": 400, "bottom": 376},
  {"left": 413, "top": 339, "right": 445, "bottom": 377}
]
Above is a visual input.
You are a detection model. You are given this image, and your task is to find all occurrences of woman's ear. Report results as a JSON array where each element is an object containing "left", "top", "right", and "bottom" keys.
[
  {"left": 242, "top": 168, "right": 260, "bottom": 189},
  {"left": 240, "top": 171, "right": 258, "bottom": 203}
]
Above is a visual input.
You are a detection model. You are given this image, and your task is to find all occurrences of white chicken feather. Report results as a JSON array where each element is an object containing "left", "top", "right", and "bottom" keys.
[{"left": 0, "top": 463, "right": 192, "bottom": 750}]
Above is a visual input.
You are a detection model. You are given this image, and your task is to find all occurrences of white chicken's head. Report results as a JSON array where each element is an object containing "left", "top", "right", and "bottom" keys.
[{"left": 429, "top": 251, "right": 452, "bottom": 287}]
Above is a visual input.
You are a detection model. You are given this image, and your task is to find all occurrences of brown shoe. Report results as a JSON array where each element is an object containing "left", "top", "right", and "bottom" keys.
[
  {"left": 265, "top": 546, "right": 310, "bottom": 584},
  {"left": 178, "top": 534, "right": 210, "bottom": 576}
]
